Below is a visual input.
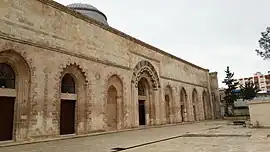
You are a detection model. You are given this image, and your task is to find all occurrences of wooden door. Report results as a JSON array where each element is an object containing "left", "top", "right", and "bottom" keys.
[
  {"left": 0, "top": 97, "right": 15, "bottom": 141},
  {"left": 60, "top": 100, "right": 76, "bottom": 135},
  {"left": 138, "top": 100, "right": 146, "bottom": 125}
]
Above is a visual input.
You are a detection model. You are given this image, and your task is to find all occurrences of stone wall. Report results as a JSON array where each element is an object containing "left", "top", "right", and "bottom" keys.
[
  {"left": 0, "top": 0, "right": 217, "bottom": 143},
  {"left": 0, "top": 0, "right": 209, "bottom": 85},
  {"left": 209, "top": 72, "right": 221, "bottom": 119},
  {"left": 248, "top": 96, "right": 270, "bottom": 127}
]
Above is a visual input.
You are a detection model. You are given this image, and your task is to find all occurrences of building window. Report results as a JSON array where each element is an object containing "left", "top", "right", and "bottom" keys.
[
  {"left": 138, "top": 81, "right": 146, "bottom": 96},
  {"left": 0, "top": 63, "right": 15, "bottom": 89},
  {"left": 61, "top": 74, "right": 75, "bottom": 93}
]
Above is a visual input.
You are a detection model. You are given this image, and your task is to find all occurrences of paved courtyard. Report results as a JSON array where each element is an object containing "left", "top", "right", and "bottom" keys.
[{"left": 1, "top": 121, "right": 270, "bottom": 152}]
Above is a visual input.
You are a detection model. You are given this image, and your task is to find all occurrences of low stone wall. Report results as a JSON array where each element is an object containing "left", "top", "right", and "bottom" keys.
[
  {"left": 234, "top": 107, "right": 249, "bottom": 116},
  {"left": 248, "top": 97, "right": 270, "bottom": 127}
]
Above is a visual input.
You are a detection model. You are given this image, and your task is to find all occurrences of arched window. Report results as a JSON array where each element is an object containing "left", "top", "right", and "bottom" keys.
[
  {"left": 138, "top": 79, "right": 146, "bottom": 96},
  {"left": 107, "top": 85, "right": 117, "bottom": 104},
  {"left": 61, "top": 74, "right": 75, "bottom": 93},
  {"left": 0, "top": 63, "right": 15, "bottom": 89}
]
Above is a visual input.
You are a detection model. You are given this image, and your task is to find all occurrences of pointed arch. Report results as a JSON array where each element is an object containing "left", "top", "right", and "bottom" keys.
[
  {"left": 203, "top": 90, "right": 212, "bottom": 120},
  {"left": 131, "top": 60, "right": 161, "bottom": 126},
  {"left": 61, "top": 74, "right": 76, "bottom": 94},
  {"left": 192, "top": 89, "right": 198, "bottom": 121},
  {"left": 180, "top": 87, "right": 188, "bottom": 122},
  {"left": 0, "top": 50, "right": 31, "bottom": 141},
  {"left": 138, "top": 77, "right": 150, "bottom": 96},
  {"left": 164, "top": 85, "right": 173, "bottom": 124},
  {"left": 131, "top": 60, "right": 160, "bottom": 90},
  {"left": 58, "top": 64, "right": 87, "bottom": 135},
  {"left": 107, "top": 75, "right": 123, "bottom": 96},
  {"left": 106, "top": 74, "right": 123, "bottom": 130},
  {"left": 137, "top": 77, "right": 150, "bottom": 126}
]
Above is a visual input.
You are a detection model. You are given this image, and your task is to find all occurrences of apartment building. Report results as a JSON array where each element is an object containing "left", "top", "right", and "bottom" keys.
[{"left": 237, "top": 71, "right": 270, "bottom": 93}]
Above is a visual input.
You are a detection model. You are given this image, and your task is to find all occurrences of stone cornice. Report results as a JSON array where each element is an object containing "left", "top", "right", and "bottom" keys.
[
  {"left": 0, "top": 33, "right": 207, "bottom": 88},
  {"left": 0, "top": 32, "right": 131, "bottom": 71},
  {"left": 36, "top": 0, "right": 209, "bottom": 72},
  {"left": 160, "top": 76, "right": 208, "bottom": 88}
]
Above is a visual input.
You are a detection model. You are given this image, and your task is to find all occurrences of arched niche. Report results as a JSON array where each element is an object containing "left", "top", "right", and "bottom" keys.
[
  {"left": 0, "top": 50, "right": 30, "bottom": 141},
  {"left": 131, "top": 60, "right": 161, "bottom": 126},
  {"left": 164, "top": 85, "right": 173, "bottom": 124},
  {"left": 137, "top": 77, "right": 150, "bottom": 126},
  {"left": 59, "top": 64, "right": 87, "bottom": 135},
  {"left": 106, "top": 75, "right": 123, "bottom": 131},
  {"left": 180, "top": 87, "right": 188, "bottom": 122},
  {"left": 203, "top": 91, "right": 212, "bottom": 120},
  {"left": 192, "top": 89, "right": 198, "bottom": 121}
]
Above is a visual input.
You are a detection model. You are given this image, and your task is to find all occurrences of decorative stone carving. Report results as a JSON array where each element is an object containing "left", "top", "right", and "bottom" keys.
[
  {"left": 0, "top": 49, "right": 31, "bottom": 141},
  {"left": 95, "top": 73, "right": 101, "bottom": 80},
  {"left": 131, "top": 60, "right": 160, "bottom": 89},
  {"left": 54, "top": 62, "right": 89, "bottom": 135}
]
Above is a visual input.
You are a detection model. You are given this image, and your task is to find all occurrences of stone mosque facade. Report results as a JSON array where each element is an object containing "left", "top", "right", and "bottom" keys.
[{"left": 0, "top": 0, "right": 220, "bottom": 143}]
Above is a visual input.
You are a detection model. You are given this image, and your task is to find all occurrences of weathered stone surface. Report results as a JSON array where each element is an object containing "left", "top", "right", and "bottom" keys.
[{"left": 0, "top": 0, "right": 220, "bottom": 143}]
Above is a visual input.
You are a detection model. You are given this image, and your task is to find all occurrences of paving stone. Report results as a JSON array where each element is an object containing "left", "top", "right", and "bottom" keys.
[{"left": 0, "top": 121, "right": 269, "bottom": 152}]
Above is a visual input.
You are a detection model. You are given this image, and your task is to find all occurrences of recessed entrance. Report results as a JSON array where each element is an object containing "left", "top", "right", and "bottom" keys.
[
  {"left": 165, "top": 96, "right": 170, "bottom": 124},
  {"left": 0, "top": 63, "right": 16, "bottom": 141},
  {"left": 192, "top": 89, "right": 198, "bottom": 121},
  {"left": 60, "top": 100, "right": 76, "bottom": 135},
  {"left": 0, "top": 97, "right": 15, "bottom": 141},
  {"left": 180, "top": 88, "right": 188, "bottom": 122},
  {"left": 138, "top": 100, "right": 146, "bottom": 126},
  {"left": 203, "top": 91, "right": 212, "bottom": 120},
  {"left": 107, "top": 85, "right": 118, "bottom": 130},
  {"left": 180, "top": 105, "right": 184, "bottom": 122},
  {"left": 133, "top": 61, "right": 161, "bottom": 127},
  {"left": 138, "top": 78, "right": 148, "bottom": 126},
  {"left": 164, "top": 86, "right": 173, "bottom": 124},
  {"left": 60, "top": 73, "right": 77, "bottom": 135}
]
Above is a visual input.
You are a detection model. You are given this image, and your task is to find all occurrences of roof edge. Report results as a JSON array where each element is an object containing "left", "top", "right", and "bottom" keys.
[{"left": 37, "top": 0, "right": 209, "bottom": 71}]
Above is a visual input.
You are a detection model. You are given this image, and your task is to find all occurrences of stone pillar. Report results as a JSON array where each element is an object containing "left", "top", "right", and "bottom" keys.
[
  {"left": 149, "top": 90, "right": 154, "bottom": 125},
  {"left": 199, "top": 93, "right": 204, "bottom": 121},
  {"left": 131, "top": 83, "right": 139, "bottom": 127},
  {"left": 159, "top": 89, "right": 166, "bottom": 125},
  {"left": 209, "top": 72, "right": 221, "bottom": 119},
  {"left": 16, "top": 65, "right": 31, "bottom": 141},
  {"left": 174, "top": 89, "right": 181, "bottom": 123},
  {"left": 170, "top": 89, "right": 175, "bottom": 123},
  {"left": 207, "top": 72, "right": 215, "bottom": 120},
  {"left": 117, "top": 95, "right": 123, "bottom": 130},
  {"left": 145, "top": 93, "right": 150, "bottom": 126},
  {"left": 187, "top": 91, "right": 192, "bottom": 122},
  {"left": 153, "top": 89, "right": 159, "bottom": 125},
  {"left": 124, "top": 87, "right": 132, "bottom": 129}
]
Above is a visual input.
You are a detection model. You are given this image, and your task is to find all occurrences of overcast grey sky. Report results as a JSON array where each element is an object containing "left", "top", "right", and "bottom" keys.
[{"left": 56, "top": 0, "right": 269, "bottom": 87}]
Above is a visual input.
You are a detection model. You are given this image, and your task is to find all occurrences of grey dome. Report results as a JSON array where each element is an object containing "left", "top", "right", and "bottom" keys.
[{"left": 67, "top": 3, "right": 108, "bottom": 25}]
